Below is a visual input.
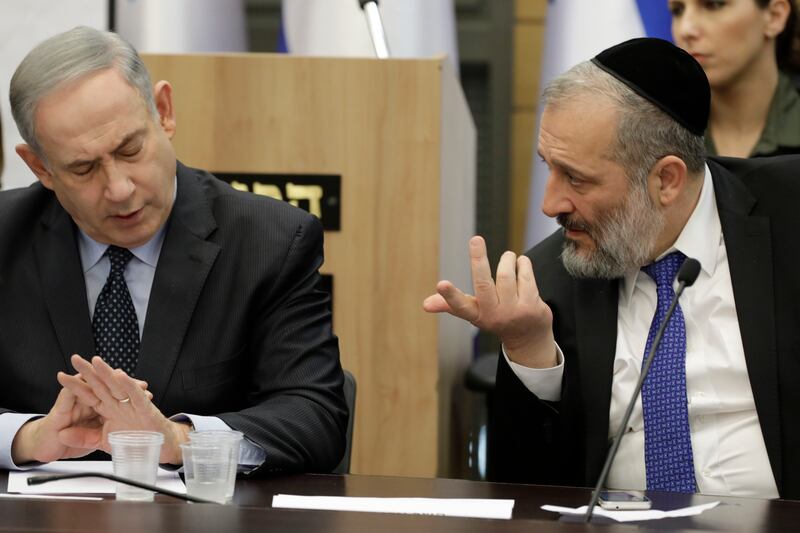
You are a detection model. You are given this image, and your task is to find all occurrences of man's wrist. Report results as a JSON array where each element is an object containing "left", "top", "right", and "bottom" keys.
[
  {"left": 166, "top": 420, "right": 193, "bottom": 465},
  {"left": 11, "top": 418, "right": 39, "bottom": 465},
  {"left": 504, "top": 335, "right": 558, "bottom": 368}
]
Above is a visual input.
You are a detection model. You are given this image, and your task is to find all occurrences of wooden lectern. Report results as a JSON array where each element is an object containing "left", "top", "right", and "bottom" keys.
[{"left": 142, "top": 53, "right": 476, "bottom": 478}]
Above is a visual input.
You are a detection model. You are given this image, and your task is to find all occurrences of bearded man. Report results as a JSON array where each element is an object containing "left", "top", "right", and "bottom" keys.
[{"left": 425, "top": 38, "right": 800, "bottom": 500}]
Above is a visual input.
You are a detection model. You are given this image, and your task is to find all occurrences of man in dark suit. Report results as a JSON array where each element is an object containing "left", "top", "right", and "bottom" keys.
[
  {"left": 1, "top": 26, "right": 347, "bottom": 473},
  {"left": 426, "top": 38, "right": 800, "bottom": 499}
]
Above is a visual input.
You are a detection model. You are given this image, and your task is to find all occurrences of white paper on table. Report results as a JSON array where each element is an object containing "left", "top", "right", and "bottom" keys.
[
  {"left": 8, "top": 461, "right": 186, "bottom": 495},
  {"left": 273, "top": 494, "right": 515, "bottom": 520},
  {"left": 541, "top": 501, "right": 720, "bottom": 523}
]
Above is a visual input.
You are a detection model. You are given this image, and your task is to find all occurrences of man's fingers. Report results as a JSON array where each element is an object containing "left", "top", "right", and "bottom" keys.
[
  {"left": 58, "top": 426, "right": 103, "bottom": 450},
  {"left": 434, "top": 280, "right": 479, "bottom": 323},
  {"left": 69, "top": 356, "right": 122, "bottom": 415},
  {"left": 92, "top": 357, "right": 132, "bottom": 402},
  {"left": 422, "top": 293, "right": 452, "bottom": 314},
  {"left": 469, "top": 236, "right": 498, "bottom": 306},
  {"left": 118, "top": 372, "right": 152, "bottom": 411},
  {"left": 516, "top": 255, "right": 540, "bottom": 306},
  {"left": 495, "top": 251, "right": 519, "bottom": 306},
  {"left": 57, "top": 372, "right": 100, "bottom": 408}
]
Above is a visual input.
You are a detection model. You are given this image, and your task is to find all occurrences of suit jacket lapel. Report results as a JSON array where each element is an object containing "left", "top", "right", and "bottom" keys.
[
  {"left": 136, "top": 164, "right": 220, "bottom": 404},
  {"left": 711, "top": 162, "right": 781, "bottom": 488},
  {"left": 34, "top": 198, "right": 95, "bottom": 368},
  {"left": 574, "top": 277, "right": 619, "bottom": 481}
]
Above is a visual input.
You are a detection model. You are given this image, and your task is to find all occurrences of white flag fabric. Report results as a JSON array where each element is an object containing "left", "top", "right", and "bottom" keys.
[
  {"left": 523, "top": 0, "right": 671, "bottom": 249},
  {"left": 115, "top": 0, "right": 247, "bottom": 53},
  {"left": 282, "top": 0, "right": 459, "bottom": 72},
  {"left": 0, "top": 0, "right": 108, "bottom": 190}
]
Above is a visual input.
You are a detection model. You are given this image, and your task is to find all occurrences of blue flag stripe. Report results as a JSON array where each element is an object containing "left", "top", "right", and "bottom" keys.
[{"left": 636, "top": 0, "right": 673, "bottom": 41}]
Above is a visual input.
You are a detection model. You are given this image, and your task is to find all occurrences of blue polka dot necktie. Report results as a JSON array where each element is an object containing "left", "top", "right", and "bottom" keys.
[
  {"left": 640, "top": 251, "right": 696, "bottom": 493},
  {"left": 92, "top": 246, "right": 140, "bottom": 376}
]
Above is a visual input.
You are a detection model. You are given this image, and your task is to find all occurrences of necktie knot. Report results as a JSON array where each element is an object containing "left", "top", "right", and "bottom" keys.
[
  {"left": 642, "top": 251, "right": 686, "bottom": 290},
  {"left": 106, "top": 246, "right": 133, "bottom": 277}
]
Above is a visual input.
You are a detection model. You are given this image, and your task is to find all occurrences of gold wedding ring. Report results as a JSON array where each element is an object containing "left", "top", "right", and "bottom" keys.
[{"left": 118, "top": 397, "right": 131, "bottom": 404}]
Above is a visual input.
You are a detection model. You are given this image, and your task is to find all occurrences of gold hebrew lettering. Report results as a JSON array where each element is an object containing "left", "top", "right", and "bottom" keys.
[{"left": 286, "top": 183, "right": 324, "bottom": 218}]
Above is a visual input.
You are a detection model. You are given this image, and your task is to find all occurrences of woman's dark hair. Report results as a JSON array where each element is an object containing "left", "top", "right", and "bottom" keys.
[{"left": 759, "top": 0, "right": 800, "bottom": 70}]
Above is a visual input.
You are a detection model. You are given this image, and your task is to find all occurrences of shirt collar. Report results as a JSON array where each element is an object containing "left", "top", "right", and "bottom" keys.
[
  {"left": 78, "top": 220, "right": 168, "bottom": 272},
  {"left": 621, "top": 164, "right": 719, "bottom": 302},
  {"left": 77, "top": 176, "right": 176, "bottom": 272}
]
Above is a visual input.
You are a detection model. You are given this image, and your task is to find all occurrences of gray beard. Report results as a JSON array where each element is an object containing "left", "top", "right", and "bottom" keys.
[{"left": 559, "top": 184, "right": 665, "bottom": 279}]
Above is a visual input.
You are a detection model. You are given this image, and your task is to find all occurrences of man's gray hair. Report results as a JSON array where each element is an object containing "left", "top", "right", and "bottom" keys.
[
  {"left": 9, "top": 26, "right": 156, "bottom": 157},
  {"left": 542, "top": 61, "right": 706, "bottom": 185}
]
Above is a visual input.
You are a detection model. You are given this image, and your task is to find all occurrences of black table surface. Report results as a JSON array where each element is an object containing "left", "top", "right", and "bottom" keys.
[{"left": 0, "top": 470, "right": 798, "bottom": 532}]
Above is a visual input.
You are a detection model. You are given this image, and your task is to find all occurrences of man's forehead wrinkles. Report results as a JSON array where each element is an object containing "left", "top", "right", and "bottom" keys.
[{"left": 64, "top": 127, "right": 147, "bottom": 167}]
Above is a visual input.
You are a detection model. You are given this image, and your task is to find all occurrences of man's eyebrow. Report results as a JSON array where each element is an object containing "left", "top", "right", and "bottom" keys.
[
  {"left": 64, "top": 129, "right": 147, "bottom": 170},
  {"left": 540, "top": 151, "right": 591, "bottom": 180},
  {"left": 113, "top": 129, "right": 146, "bottom": 152}
]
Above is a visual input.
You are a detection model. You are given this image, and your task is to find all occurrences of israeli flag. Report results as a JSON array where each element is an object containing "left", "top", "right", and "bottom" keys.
[
  {"left": 524, "top": 0, "right": 671, "bottom": 248},
  {"left": 280, "top": 0, "right": 459, "bottom": 73},
  {"left": 0, "top": 0, "right": 108, "bottom": 190},
  {"left": 115, "top": 0, "right": 247, "bottom": 53}
]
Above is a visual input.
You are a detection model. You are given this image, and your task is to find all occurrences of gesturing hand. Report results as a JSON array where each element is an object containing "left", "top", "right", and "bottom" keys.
[
  {"left": 423, "top": 236, "right": 557, "bottom": 368},
  {"left": 57, "top": 355, "right": 191, "bottom": 464}
]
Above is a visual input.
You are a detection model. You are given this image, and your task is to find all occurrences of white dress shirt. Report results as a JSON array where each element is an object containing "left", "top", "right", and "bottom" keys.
[{"left": 508, "top": 166, "right": 779, "bottom": 498}]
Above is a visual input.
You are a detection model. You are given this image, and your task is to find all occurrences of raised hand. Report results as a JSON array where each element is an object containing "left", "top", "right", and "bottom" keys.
[
  {"left": 423, "top": 236, "right": 557, "bottom": 368},
  {"left": 57, "top": 355, "right": 190, "bottom": 464}
]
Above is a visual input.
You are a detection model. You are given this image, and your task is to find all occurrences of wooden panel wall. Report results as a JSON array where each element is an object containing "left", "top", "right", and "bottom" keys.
[
  {"left": 510, "top": 0, "right": 547, "bottom": 253},
  {"left": 143, "top": 54, "right": 455, "bottom": 477}
]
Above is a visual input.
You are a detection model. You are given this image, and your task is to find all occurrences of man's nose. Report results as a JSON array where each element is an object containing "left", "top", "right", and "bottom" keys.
[
  {"left": 103, "top": 161, "right": 135, "bottom": 203},
  {"left": 541, "top": 174, "right": 573, "bottom": 219}
]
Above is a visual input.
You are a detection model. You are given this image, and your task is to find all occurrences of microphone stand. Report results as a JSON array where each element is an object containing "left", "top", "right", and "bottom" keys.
[
  {"left": 358, "top": 0, "right": 391, "bottom": 58},
  {"left": 584, "top": 258, "right": 701, "bottom": 522},
  {"left": 27, "top": 472, "right": 221, "bottom": 504}
]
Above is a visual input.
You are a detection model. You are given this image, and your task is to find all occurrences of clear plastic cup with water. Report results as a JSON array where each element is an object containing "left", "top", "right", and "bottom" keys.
[
  {"left": 187, "top": 430, "right": 243, "bottom": 501},
  {"left": 108, "top": 431, "right": 164, "bottom": 502},
  {"left": 180, "top": 442, "right": 231, "bottom": 504}
]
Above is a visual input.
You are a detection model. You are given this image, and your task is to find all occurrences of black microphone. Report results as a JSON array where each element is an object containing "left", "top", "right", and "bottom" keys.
[
  {"left": 356, "top": 0, "right": 390, "bottom": 58},
  {"left": 27, "top": 472, "right": 221, "bottom": 504},
  {"left": 583, "top": 257, "right": 701, "bottom": 522}
]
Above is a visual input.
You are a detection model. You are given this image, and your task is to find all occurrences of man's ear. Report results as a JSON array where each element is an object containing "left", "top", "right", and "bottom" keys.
[
  {"left": 16, "top": 144, "right": 54, "bottom": 189},
  {"left": 650, "top": 155, "right": 689, "bottom": 207},
  {"left": 152, "top": 80, "right": 176, "bottom": 139}
]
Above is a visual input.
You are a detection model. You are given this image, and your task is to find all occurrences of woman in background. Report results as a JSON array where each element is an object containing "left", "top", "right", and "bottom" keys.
[{"left": 670, "top": 0, "right": 800, "bottom": 157}]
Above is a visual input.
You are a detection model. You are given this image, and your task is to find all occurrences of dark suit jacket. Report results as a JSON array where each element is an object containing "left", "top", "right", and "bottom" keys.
[
  {"left": 491, "top": 155, "right": 800, "bottom": 499},
  {"left": 0, "top": 162, "right": 348, "bottom": 475}
]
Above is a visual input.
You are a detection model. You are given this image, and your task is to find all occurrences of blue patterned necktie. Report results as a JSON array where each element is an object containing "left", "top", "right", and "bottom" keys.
[
  {"left": 92, "top": 246, "right": 140, "bottom": 376},
  {"left": 640, "top": 251, "right": 696, "bottom": 493}
]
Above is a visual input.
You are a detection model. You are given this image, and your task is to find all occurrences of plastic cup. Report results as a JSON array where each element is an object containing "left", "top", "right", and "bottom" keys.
[
  {"left": 181, "top": 442, "right": 231, "bottom": 504},
  {"left": 108, "top": 431, "right": 164, "bottom": 502},
  {"left": 187, "top": 430, "right": 243, "bottom": 501}
]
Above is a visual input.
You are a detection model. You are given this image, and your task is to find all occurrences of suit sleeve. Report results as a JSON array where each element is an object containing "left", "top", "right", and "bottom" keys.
[
  {"left": 489, "top": 353, "right": 565, "bottom": 484},
  {"left": 218, "top": 214, "right": 348, "bottom": 476}
]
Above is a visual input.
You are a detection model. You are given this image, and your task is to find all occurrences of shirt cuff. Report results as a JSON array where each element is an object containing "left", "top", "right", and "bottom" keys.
[
  {"left": 0, "top": 413, "right": 45, "bottom": 470},
  {"left": 171, "top": 413, "right": 266, "bottom": 468},
  {"left": 503, "top": 344, "right": 565, "bottom": 401}
]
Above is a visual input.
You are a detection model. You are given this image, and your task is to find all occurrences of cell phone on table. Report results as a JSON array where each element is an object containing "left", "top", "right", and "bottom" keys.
[{"left": 598, "top": 490, "right": 652, "bottom": 510}]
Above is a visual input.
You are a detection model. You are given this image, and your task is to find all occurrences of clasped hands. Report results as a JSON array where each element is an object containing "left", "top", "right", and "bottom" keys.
[
  {"left": 423, "top": 236, "right": 558, "bottom": 368},
  {"left": 11, "top": 355, "right": 190, "bottom": 466}
]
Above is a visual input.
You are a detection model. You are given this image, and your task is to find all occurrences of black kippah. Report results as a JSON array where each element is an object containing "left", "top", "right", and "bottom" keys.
[{"left": 591, "top": 38, "right": 710, "bottom": 136}]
